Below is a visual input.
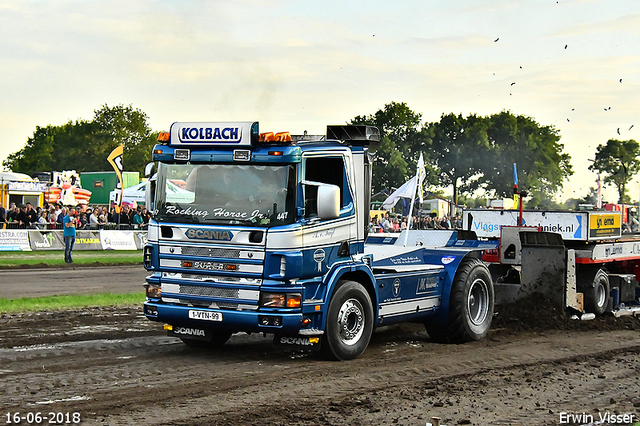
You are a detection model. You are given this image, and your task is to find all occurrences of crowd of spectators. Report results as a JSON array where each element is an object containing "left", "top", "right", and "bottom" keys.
[
  {"left": 369, "top": 212, "right": 462, "bottom": 233},
  {"left": 0, "top": 201, "right": 151, "bottom": 230}
]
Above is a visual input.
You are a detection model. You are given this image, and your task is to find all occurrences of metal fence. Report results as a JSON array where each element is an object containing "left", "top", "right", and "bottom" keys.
[{"left": 3, "top": 223, "right": 147, "bottom": 231}]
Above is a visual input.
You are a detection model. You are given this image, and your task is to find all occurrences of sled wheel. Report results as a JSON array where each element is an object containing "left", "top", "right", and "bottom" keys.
[
  {"left": 426, "top": 258, "right": 494, "bottom": 343},
  {"left": 180, "top": 331, "right": 232, "bottom": 348},
  {"left": 584, "top": 268, "right": 610, "bottom": 315},
  {"left": 322, "top": 280, "right": 374, "bottom": 360}
]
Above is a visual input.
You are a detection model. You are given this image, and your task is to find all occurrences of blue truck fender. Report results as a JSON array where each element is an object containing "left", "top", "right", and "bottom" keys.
[
  {"left": 421, "top": 249, "right": 484, "bottom": 326},
  {"left": 316, "top": 260, "right": 378, "bottom": 330}
]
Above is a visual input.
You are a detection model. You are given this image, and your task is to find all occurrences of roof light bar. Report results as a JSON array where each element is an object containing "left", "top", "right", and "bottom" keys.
[
  {"left": 259, "top": 131, "right": 292, "bottom": 144},
  {"left": 259, "top": 132, "right": 275, "bottom": 142},
  {"left": 274, "top": 132, "right": 291, "bottom": 142}
]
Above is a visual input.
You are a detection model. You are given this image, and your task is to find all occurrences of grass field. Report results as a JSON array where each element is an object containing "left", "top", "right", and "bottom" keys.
[
  {"left": 0, "top": 250, "right": 142, "bottom": 268},
  {"left": 0, "top": 293, "right": 146, "bottom": 314},
  {"left": 0, "top": 250, "right": 144, "bottom": 312}
]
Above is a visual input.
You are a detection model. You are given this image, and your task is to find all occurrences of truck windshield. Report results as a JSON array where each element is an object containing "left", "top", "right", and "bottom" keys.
[{"left": 155, "top": 163, "right": 296, "bottom": 226}]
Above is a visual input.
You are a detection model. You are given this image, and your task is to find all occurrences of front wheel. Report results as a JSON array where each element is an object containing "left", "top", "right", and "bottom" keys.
[
  {"left": 426, "top": 258, "right": 494, "bottom": 343},
  {"left": 322, "top": 280, "right": 374, "bottom": 360}
]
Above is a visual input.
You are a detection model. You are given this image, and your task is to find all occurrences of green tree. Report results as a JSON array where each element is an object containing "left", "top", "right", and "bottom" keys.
[
  {"left": 524, "top": 192, "right": 564, "bottom": 210},
  {"left": 3, "top": 119, "right": 101, "bottom": 173},
  {"left": 350, "top": 102, "right": 435, "bottom": 194},
  {"left": 426, "top": 113, "right": 489, "bottom": 205},
  {"left": 93, "top": 104, "right": 158, "bottom": 174},
  {"left": 588, "top": 139, "right": 640, "bottom": 203},
  {"left": 457, "top": 194, "right": 488, "bottom": 209},
  {"left": 2, "top": 104, "right": 157, "bottom": 176},
  {"left": 482, "top": 111, "right": 572, "bottom": 203}
]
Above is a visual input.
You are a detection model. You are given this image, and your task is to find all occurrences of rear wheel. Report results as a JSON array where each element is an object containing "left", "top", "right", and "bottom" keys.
[
  {"left": 583, "top": 268, "right": 610, "bottom": 315},
  {"left": 322, "top": 280, "right": 374, "bottom": 360},
  {"left": 426, "top": 258, "right": 494, "bottom": 343}
]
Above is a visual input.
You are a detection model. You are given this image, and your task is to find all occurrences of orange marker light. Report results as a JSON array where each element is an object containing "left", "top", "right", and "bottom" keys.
[
  {"left": 158, "top": 132, "right": 170, "bottom": 142},
  {"left": 259, "top": 131, "right": 291, "bottom": 143},
  {"left": 286, "top": 295, "right": 301, "bottom": 308},
  {"left": 259, "top": 132, "right": 275, "bottom": 142},
  {"left": 274, "top": 132, "right": 291, "bottom": 142}
]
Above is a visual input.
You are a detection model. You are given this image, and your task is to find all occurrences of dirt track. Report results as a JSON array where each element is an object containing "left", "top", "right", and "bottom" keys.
[
  {"left": 0, "top": 266, "right": 149, "bottom": 299},
  {"left": 1, "top": 302, "right": 640, "bottom": 426}
]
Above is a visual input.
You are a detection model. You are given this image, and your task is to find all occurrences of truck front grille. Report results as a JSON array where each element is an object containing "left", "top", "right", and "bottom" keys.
[
  {"left": 181, "top": 247, "right": 242, "bottom": 258},
  {"left": 182, "top": 274, "right": 241, "bottom": 282},
  {"left": 179, "top": 285, "right": 238, "bottom": 299}
]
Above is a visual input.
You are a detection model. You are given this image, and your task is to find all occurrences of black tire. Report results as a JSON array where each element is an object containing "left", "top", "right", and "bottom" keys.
[
  {"left": 426, "top": 258, "right": 494, "bottom": 343},
  {"left": 321, "top": 280, "right": 374, "bottom": 361},
  {"left": 180, "top": 331, "right": 233, "bottom": 348},
  {"left": 583, "top": 268, "right": 610, "bottom": 315}
]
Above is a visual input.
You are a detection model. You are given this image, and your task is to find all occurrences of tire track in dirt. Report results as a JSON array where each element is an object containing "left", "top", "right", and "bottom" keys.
[
  {"left": 2, "top": 305, "right": 640, "bottom": 426},
  {"left": 5, "top": 327, "right": 630, "bottom": 426}
]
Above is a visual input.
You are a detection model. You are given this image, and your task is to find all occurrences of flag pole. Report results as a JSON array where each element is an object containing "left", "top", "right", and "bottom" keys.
[
  {"left": 403, "top": 183, "right": 418, "bottom": 247},
  {"left": 513, "top": 163, "right": 523, "bottom": 226},
  {"left": 403, "top": 153, "right": 425, "bottom": 247}
]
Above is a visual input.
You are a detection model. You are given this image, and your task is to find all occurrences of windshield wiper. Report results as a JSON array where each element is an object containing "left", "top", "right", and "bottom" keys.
[
  {"left": 203, "top": 216, "right": 268, "bottom": 226},
  {"left": 203, "top": 218, "right": 236, "bottom": 224}
]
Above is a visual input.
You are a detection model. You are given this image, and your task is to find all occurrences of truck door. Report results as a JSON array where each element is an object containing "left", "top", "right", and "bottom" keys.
[{"left": 301, "top": 154, "right": 356, "bottom": 278}]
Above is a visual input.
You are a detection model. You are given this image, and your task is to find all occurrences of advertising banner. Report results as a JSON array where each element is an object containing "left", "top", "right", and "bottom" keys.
[
  {"left": 2, "top": 230, "right": 145, "bottom": 251},
  {"left": 28, "top": 230, "right": 66, "bottom": 250},
  {"left": 100, "top": 230, "right": 137, "bottom": 250},
  {"left": 463, "top": 209, "right": 623, "bottom": 241},
  {"left": 588, "top": 212, "right": 622, "bottom": 239},
  {"left": 0, "top": 230, "right": 32, "bottom": 251},
  {"left": 75, "top": 231, "right": 103, "bottom": 250},
  {"left": 463, "top": 210, "right": 587, "bottom": 240},
  {"left": 133, "top": 231, "right": 148, "bottom": 249}
]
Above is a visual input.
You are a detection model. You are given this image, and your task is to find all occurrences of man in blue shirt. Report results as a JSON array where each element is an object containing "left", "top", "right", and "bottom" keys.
[{"left": 62, "top": 208, "right": 76, "bottom": 263}]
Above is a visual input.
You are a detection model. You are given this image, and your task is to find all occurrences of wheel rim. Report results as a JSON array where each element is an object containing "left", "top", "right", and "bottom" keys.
[
  {"left": 337, "top": 298, "right": 365, "bottom": 346},
  {"left": 468, "top": 278, "right": 490, "bottom": 326},
  {"left": 595, "top": 282, "right": 607, "bottom": 309}
]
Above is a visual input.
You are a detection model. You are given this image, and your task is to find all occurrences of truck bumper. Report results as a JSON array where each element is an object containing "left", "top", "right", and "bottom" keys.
[{"left": 143, "top": 301, "right": 307, "bottom": 335}]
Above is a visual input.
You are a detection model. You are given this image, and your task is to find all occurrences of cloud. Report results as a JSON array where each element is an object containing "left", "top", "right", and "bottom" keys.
[
  {"left": 1, "top": 0, "right": 639, "bottom": 204},
  {"left": 551, "top": 12, "right": 640, "bottom": 37}
]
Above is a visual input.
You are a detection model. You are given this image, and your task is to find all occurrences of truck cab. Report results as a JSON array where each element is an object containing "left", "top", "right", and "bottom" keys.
[
  {"left": 143, "top": 122, "right": 494, "bottom": 360},
  {"left": 143, "top": 122, "right": 382, "bottom": 358}
]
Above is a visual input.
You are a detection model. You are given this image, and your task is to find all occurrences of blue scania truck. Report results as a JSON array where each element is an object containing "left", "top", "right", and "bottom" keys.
[{"left": 142, "top": 122, "right": 495, "bottom": 360}]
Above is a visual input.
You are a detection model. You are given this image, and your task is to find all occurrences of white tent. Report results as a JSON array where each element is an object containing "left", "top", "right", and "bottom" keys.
[
  {"left": 110, "top": 180, "right": 194, "bottom": 206},
  {"left": 110, "top": 181, "right": 147, "bottom": 205},
  {"left": 0, "top": 172, "right": 34, "bottom": 182}
]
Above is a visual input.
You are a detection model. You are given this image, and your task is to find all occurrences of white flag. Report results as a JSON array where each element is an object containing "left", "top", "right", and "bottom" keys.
[{"left": 382, "top": 176, "right": 417, "bottom": 210}]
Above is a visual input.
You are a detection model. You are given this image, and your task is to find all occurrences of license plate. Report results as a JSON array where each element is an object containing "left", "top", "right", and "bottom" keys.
[{"left": 189, "top": 310, "right": 223, "bottom": 321}]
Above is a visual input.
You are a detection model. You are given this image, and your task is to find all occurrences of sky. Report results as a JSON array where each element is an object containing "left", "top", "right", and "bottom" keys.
[{"left": 1, "top": 0, "right": 639, "bottom": 203}]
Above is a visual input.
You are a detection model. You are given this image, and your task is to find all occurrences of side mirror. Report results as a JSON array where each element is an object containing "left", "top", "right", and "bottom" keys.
[
  {"left": 144, "top": 162, "right": 156, "bottom": 179},
  {"left": 145, "top": 175, "right": 156, "bottom": 212},
  {"left": 317, "top": 184, "right": 340, "bottom": 219}
]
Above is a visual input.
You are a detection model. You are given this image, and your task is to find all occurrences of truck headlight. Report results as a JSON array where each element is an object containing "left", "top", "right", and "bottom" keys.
[
  {"left": 145, "top": 284, "right": 162, "bottom": 299},
  {"left": 260, "top": 292, "right": 301, "bottom": 308}
]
